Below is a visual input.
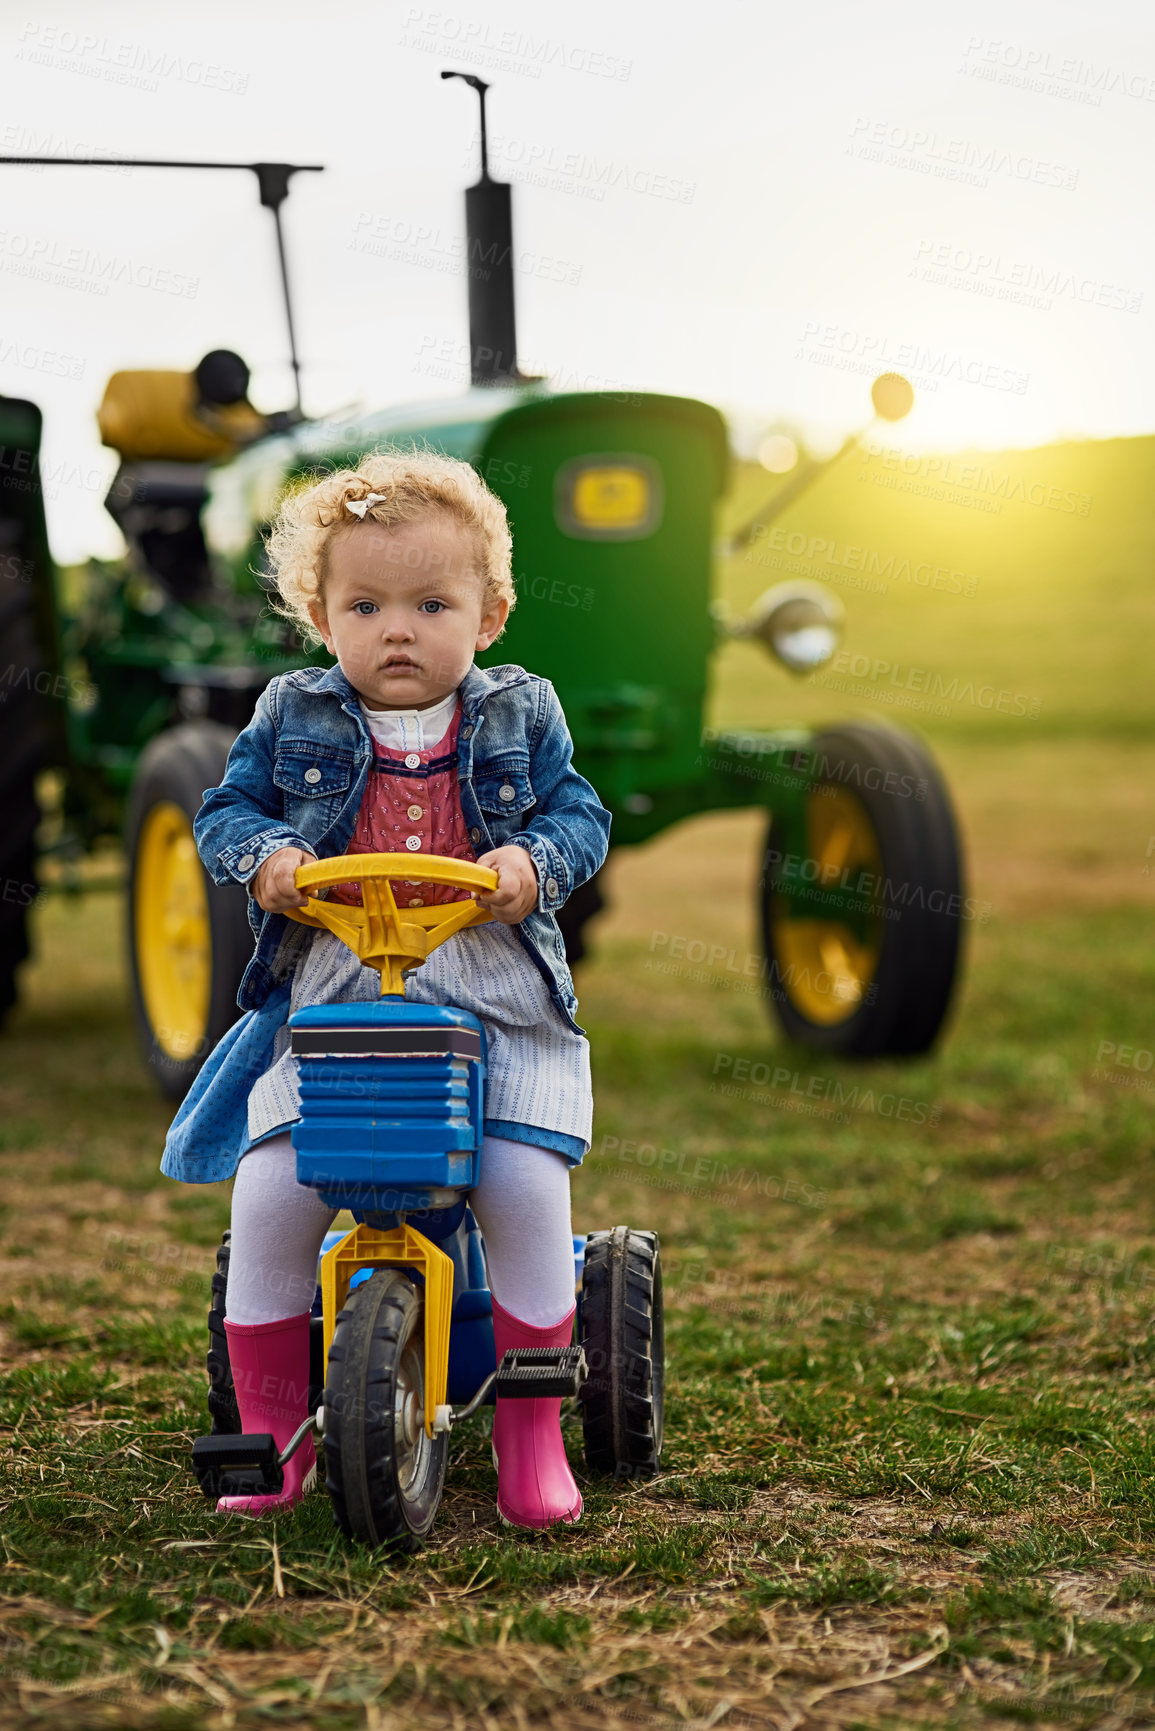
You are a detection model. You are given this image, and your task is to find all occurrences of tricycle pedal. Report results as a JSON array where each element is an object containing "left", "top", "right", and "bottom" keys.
[
  {"left": 494, "top": 1344, "right": 587, "bottom": 1399},
  {"left": 191, "top": 1432, "right": 285, "bottom": 1500}
]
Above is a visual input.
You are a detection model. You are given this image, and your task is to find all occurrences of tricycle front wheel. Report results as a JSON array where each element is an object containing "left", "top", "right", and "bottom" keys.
[{"left": 323, "top": 1268, "right": 448, "bottom": 1550}]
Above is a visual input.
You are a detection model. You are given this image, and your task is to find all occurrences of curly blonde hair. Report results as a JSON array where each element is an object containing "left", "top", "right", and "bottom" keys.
[{"left": 265, "top": 448, "right": 515, "bottom": 642}]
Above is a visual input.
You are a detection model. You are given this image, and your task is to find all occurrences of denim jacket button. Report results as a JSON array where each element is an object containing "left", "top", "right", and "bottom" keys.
[
  {"left": 238, "top": 853, "right": 255, "bottom": 871},
  {"left": 499, "top": 784, "right": 516, "bottom": 802},
  {"left": 304, "top": 767, "right": 322, "bottom": 784},
  {"left": 462, "top": 725, "right": 473, "bottom": 738},
  {"left": 470, "top": 827, "right": 481, "bottom": 843},
  {"left": 546, "top": 877, "right": 559, "bottom": 899}
]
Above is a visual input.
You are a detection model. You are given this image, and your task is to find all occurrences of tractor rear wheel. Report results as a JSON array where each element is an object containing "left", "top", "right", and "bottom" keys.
[
  {"left": 761, "top": 723, "right": 964, "bottom": 1056},
  {"left": 125, "top": 724, "right": 251, "bottom": 1100},
  {"left": 0, "top": 395, "right": 54, "bottom": 1033},
  {"left": 0, "top": 573, "right": 46, "bottom": 1029}
]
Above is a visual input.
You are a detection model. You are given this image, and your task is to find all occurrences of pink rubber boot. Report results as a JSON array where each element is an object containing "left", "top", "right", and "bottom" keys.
[
  {"left": 216, "top": 1312, "right": 316, "bottom": 1517},
  {"left": 491, "top": 1297, "right": 582, "bottom": 1530}
]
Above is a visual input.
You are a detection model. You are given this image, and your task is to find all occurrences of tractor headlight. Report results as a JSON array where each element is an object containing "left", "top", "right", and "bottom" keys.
[{"left": 727, "top": 581, "right": 844, "bottom": 673}]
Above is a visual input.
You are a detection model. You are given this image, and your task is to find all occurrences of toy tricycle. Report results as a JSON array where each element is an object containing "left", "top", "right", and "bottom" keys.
[{"left": 191, "top": 851, "right": 664, "bottom": 1548}]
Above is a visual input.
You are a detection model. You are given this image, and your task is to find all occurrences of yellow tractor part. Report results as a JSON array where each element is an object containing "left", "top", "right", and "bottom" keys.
[
  {"left": 133, "top": 802, "right": 212, "bottom": 1060},
  {"left": 97, "top": 369, "right": 265, "bottom": 463},
  {"left": 771, "top": 786, "right": 884, "bottom": 1026}
]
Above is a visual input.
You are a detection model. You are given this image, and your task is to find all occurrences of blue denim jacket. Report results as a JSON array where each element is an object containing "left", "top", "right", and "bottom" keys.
[
  {"left": 195, "top": 659, "right": 610, "bottom": 1028},
  {"left": 159, "top": 661, "right": 609, "bottom": 1186}
]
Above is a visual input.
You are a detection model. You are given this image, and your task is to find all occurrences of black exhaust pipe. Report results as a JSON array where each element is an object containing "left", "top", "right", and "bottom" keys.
[{"left": 442, "top": 71, "right": 518, "bottom": 386}]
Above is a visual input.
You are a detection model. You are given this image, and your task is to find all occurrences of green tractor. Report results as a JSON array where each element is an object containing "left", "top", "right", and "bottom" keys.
[{"left": 2, "top": 75, "right": 964, "bottom": 1100}]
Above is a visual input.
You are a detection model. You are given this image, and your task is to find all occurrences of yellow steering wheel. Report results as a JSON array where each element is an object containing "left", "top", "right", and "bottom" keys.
[{"left": 284, "top": 852, "right": 498, "bottom": 995}]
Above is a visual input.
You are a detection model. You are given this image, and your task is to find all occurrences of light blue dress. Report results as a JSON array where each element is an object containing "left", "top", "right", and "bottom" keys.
[{"left": 244, "top": 922, "right": 593, "bottom": 1165}]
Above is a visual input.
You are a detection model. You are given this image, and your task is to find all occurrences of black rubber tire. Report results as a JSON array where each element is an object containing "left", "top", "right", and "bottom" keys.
[
  {"left": 207, "top": 1228, "right": 324, "bottom": 1435},
  {"left": 556, "top": 863, "right": 607, "bottom": 968},
  {"left": 0, "top": 396, "right": 55, "bottom": 1032},
  {"left": 761, "top": 723, "right": 965, "bottom": 1058},
  {"left": 207, "top": 1231, "right": 240, "bottom": 1434},
  {"left": 125, "top": 722, "right": 252, "bottom": 1101},
  {"left": 580, "top": 1227, "right": 664, "bottom": 1479},
  {"left": 0, "top": 584, "right": 45, "bottom": 1028},
  {"left": 323, "top": 1269, "right": 448, "bottom": 1550}
]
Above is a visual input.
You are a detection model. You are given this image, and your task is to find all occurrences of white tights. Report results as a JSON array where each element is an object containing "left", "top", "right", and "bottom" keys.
[{"left": 225, "top": 1132, "right": 576, "bottom": 1330}]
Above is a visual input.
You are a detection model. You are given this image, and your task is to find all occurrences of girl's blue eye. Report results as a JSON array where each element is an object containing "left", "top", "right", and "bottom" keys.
[
  {"left": 353, "top": 601, "right": 378, "bottom": 616},
  {"left": 420, "top": 599, "right": 445, "bottom": 614}
]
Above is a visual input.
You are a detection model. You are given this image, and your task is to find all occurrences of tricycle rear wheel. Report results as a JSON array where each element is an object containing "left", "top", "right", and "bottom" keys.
[
  {"left": 580, "top": 1227, "right": 664, "bottom": 1479},
  {"left": 207, "top": 1229, "right": 324, "bottom": 1435},
  {"left": 206, "top": 1231, "right": 240, "bottom": 1434},
  {"left": 323, "top": 1269, "right": 448, "bottom": 1550}
]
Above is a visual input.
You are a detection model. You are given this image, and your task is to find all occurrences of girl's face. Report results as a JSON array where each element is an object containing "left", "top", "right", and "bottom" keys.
[{"left": 308, "top": 513, "right": 508, "bottom": 710}]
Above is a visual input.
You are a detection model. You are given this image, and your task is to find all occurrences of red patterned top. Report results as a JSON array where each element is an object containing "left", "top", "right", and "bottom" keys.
[{"left": 328, "top": 707, "right": 475, "bottom": 908}]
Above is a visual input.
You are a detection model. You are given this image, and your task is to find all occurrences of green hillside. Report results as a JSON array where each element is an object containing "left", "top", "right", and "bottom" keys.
[{"left": 712, "top": 434, "right": 1155, "bottom": 742}]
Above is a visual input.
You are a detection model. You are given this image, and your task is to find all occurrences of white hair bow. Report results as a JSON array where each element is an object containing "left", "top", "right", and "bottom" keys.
[{"left": 346, "top": 492, "right": 388, "bottom": 519}]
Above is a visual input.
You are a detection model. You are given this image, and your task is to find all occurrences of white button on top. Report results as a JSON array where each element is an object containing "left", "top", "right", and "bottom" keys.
[
  {"left": 238, "top": 853, "right": 255, "bottom": 871},
  {"left": 404, "top": 752, "right": 421, "bottom": 769},
  {"left": 408, "top": 897, "right": 424, "bottom": 907},
  {"left": 546, "top": 877, "right": 559, "bottom": 898},
  {"left": 407, "top": 804, "right": 424, "bottom": 821},
  {"left": 405, "top": 835, "right": 422, "bottom": 851},
  {"left": 304, "top": 766, "right": 322, "bottom": 784},
  {"left": 498, "top": 783, "right": 516, "bottom": 802}
]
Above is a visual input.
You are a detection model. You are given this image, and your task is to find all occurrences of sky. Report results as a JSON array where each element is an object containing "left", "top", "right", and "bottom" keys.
[{"left": 1, "top": 0, "right": 1151, "bottom": 561}]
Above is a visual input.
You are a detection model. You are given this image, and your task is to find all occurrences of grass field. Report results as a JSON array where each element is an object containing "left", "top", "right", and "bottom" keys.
[{"left": 1, "top": 435, "right": 1154, "bottom": 1729}]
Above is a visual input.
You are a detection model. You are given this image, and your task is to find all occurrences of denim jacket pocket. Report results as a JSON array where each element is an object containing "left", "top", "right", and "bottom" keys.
[
  {"left": 273, "top": 742, "right": 356, "bottom": 799},
  {"left": 474, "top": 766, "right": 536, "bottom": 819}
]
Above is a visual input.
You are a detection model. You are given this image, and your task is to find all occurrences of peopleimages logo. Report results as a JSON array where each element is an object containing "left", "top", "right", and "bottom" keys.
[
  {"left": 859, "top": 442, "right": 1092, "bottom": 517},
  {"left": 960, "top": 36, "right": 1155, "bottom": 105},
  {"left": 398, "top": 9, "right": 632, "bottom": 81},
  {"left": 824, "top": 650, "right": 1040, "bottom": 717},
  {"left": 912, "top": 240, "right": 1143, "bottom": 316},
  {"left": 0, "top": 229, "right": 198, "bottom": 298},
  {"left": 16, "top": 23, "right": 249, "bottom": 93},
  {"left": 711, "top": 1053, "right": 942, "bottom": 1124},
  {"left": 847, "top": 117, "right": 1079, "bottom": 190},
  {"left": 746, "top": 524, "right": 978, "bottom": 596},
  {"left": 798, "top": 321, "right": 1029, "bottom": 395},
  {"left": 763, "top": 847, "right": 992, "bottom": 923}
]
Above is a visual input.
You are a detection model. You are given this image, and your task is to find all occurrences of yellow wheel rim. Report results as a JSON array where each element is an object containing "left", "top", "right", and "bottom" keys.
[
  {"left": 134, "top": 802, "right": 212, "bottom": 1061},
  {"left": 770, "top": 786, "right": 884, "bottom": 1027}
]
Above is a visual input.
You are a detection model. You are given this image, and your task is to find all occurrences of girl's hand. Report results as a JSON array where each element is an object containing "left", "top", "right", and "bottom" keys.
[
  {"left": 252, "top": 847, "right": 316, "bottom": 912},
  {"left": 475, "top": 846, "right": 538, "bottom": 924}
]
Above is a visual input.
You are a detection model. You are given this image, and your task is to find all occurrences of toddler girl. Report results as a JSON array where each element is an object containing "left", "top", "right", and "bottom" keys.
[{"left": 162, "top": 451, "right": 610, "bottom": 1530}]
